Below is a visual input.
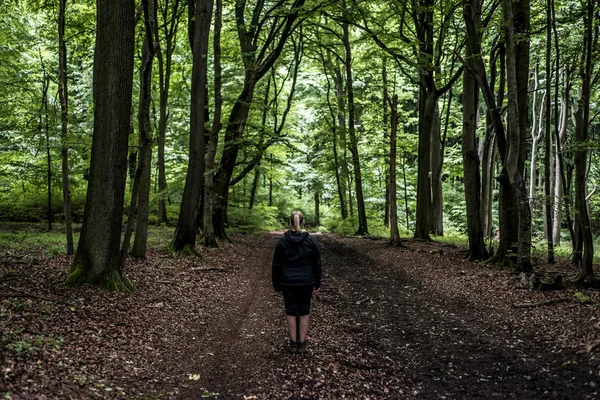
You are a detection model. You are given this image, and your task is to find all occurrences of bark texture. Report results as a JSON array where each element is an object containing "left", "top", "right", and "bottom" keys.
[
  {"left": 172, "top": 0, "right": 213, "bottom": 252},
  {"left": 58, "top": 0, "right": 74, "bottom": 254},
  {"left": 67, "top": 0, "right": 136, "bottom": 292}
]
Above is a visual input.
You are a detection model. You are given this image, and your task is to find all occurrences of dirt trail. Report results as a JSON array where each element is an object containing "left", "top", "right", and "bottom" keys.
[
  {"left": 2, "top": 232, "right": 598, "bottom": 399},
  {"left": 182, "top": 233, "right": 600, "bottom": 399}
]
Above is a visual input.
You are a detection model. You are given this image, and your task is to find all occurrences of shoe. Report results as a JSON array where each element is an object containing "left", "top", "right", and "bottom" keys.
[
  {"left": 288, "top": 339, "right": 298, "bottom": 354},
  {"left": 297, "top": 340, "right": 307, "bottom": 354}
]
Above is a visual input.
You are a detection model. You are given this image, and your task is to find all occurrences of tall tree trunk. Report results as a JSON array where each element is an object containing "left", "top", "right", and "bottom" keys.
[
  {"left": 553, "top": 67, "right": 571, "bottom": 246},
  {"left": 212, "top": 0, "right": 306, "bottom": 239},
  {"left": 41, "top": 73, "right": 52, "bottom": 231},
  {"left": 573, "top": 0, "right": 595, "bottom": 281},
  {"left": 544, "top": 0, "right": 555, "bottom": 263},
  {"left": 429, "top": 103, "right": 443, "bottom": 236},
  {"left": 334, "top": 64, "right": 349, "bottom": 220},
  {"left": 156, "top": 0, "right": 183, "bottom": 224},
  {"left": 249, "top": 166, "right": 260, "bottom": 209},
  {"left": 202, "top": 0, "right": 222, "bottom": 248},
  {"left": 415, "top": 84, "right": 436, "bottom": 240},
  {"left": 342, "top": 13, "right": 368, "bottom": 235},
  {"left": 462, "top": 0, "right": 488, "bottom": 260},
  {"left": 323, "top": 57, "right": 347, "bottom": 220},
  {"left": 389, "top": 94, "right": 401, "bottom": 245},
  {"left": 132, "top": 0, "right": 157, "bottom": 258},
  {"left": 481, "top": 43, "right": 501, "bottom": 243},
  {"left": 514, "top": 0, "right": 530, "bottom": 179},
  {"left": 402, "top": 152, "right": 410, "bottom": 231},
  {"left": 58, "top": 0, "right": 74, "bottom": 253},
  {"left": 529, "top": 61, "right": 543, "bottom": 201},
  {"left": 66, "top": 0, "right": 136, "bottom": 292},
  {"left": 314, "top": 191, "right": 320, "bottom": 226},
  {"left": 172, "top": 0, "right": 213, "bottom": 253},
  {"left": 383, "top": 60, "right": 390, "bottom": 228},
  {"left": 503, "top": 0, "right": 532, "bottom": 272}
]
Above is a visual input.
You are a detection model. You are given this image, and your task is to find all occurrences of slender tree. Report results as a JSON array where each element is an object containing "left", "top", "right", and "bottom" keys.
[
  {"left": 202, "top": 0, "right": 222, "bottom": 248},
  {"left": 58, "top": 0, "right": 74, "bottom": 254},
  {"left": 212, "top": 0, "right": 306, "bottom": 239},
  {"left": 172, "top": 0, "right": 214, "bottom": 253},
  {"left": 572, "top": 0, "right": 596, "bottom": 283},
  {"left": 341, "top": 1, "right": 368, "bottom": 235},
  {"left": 132, "top": 0, "right": 158, "bottom": 258},
  {"left": 156, "top": 0, "right": 184, "bottom": 224},
  {"left": 544, "top": 0, "right": 554, "bottom": 263},
  {"left": 503, "top": 0, "right": 532, "bottom": 272},
  {"left": 389, "top": 94, "right": 401, "bottom": 245},
  {"left": 462, "top": 0, "right": 488, "bottom": 261}
]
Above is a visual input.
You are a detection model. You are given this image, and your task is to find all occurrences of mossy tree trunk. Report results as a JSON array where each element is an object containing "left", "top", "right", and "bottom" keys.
[{"left": 66, "top": 0, "right": 136, "bottom": 292}]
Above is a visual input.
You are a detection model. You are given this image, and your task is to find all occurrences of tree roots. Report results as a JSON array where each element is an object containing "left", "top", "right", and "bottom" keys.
[{"left": 65, "top": 265, "right": 134, "bottom": 293}]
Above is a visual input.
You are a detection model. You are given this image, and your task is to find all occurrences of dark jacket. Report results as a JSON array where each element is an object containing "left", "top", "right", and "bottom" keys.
[{"left": 272, "top": 230, "right": 322, "bottom": 291}]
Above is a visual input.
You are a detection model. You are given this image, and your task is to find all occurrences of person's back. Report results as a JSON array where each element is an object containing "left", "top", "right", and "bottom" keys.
[
  {"left": 273, "top": 230, "right": 320, "bottom": 289},
  {"left": 272, "top": 211, "right": 322, "bottom": 354}
]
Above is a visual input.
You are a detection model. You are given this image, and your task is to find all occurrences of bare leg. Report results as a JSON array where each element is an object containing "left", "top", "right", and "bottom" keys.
[
  {"left": 299, "top": 315, "right": 310, "bottom": 342},
  {"left": 286, "top": 315, "right": 297, "bottom": 341}
]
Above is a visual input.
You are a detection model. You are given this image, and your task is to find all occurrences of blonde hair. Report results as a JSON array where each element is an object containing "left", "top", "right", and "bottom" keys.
[{"left": 289, "top": 211, "right": 304, "bottom": 231}]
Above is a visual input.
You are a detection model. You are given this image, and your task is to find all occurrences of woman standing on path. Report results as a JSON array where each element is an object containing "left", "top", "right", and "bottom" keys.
[{"left": 272, "top": 211, "right": 322, "bottom": 354}]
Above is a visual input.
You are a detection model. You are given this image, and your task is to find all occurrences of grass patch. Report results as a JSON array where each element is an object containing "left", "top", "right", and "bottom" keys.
[{"left": 0, "top": 224, "right": 80, "bottom": 256}]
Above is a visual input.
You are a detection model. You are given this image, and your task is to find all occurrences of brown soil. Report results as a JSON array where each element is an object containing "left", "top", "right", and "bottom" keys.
[{"left": 2, "top": 232, "right": 600, "bottom": 399}]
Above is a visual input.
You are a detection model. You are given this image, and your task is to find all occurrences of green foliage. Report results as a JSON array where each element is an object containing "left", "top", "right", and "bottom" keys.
[
  {"left": 227, "top": 205, "right": 282, "bottom": 233},
  {"left": 323, "top": 216, "right": 358, "bottom": 236},
  {"left": 0, "top": 224, "right": 80, "bottom": 256}
]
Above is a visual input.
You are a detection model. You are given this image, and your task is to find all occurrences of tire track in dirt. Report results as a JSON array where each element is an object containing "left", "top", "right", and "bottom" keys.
[
  {"left": 181, "top": 233, "right": 282, "bottom": 399},
  {"left": 317, "top": 234, "right": 599, "bottom": 399},
  {"left": 180, "top": 233, "right": 599, "bottom": 399}
]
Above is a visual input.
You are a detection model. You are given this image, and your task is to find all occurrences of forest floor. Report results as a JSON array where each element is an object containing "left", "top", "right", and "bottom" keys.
[{"left": 2, "top": 230, "right": 600, "bottom": 399}]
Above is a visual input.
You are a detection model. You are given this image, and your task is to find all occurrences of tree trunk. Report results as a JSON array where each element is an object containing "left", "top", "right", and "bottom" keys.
[
  {"left": 249, "top": 166, "right": 260, "bottom": 210},
  {"left": 529, "top": 61, "right": 543, "bottom": 201},
  {"left": 462, "top": 0, "right": 488, "bottom": 260},
  {"left": 212, "top": 0, "right": 306, "bottom": 239},
  {"left": 429, "top": 102, "right": 443, "bottom": 236},
  {"left": 544, "top": 0, "right": 555, "bottom": 263},
  {"left": 553, "top": 67, "right": 570, "bottom": 246},
  {"left": 58, "top": 0, "right": 74, "bottom": 253},
  {"left": 202, "top": 0, "right": 222, "bottom": 248},
  {"left": 514, "top": 0, "right": 530, "bottom": 179},
  {"left": 314, "top": 191, "right": 320, "bottom": 226},
  {"left": 342, "top": 14, "right": 368, "bottom": 235},
  {"left": 389, "top": 94, "right": 401, "bottom": 245},
  {"left": 41, "top": 73, "right": 52, "bottom": 231},
  {"left": 131, "top": 0, "right": 156, "bottom": 259},
  {"left": 156, "top": 0, "right": 183, "bottom": 224},
  {"left": 573, "top": 0, "right": 595, "bottom": 281},
  {"left": 323, "top": 59, "right": 347, "bottom": 220},
  {"left": 172, "top": 0, "right": 213, "bottom": 254},
  {"left": 415, "top": 84, "right": 436, "bottom": 240},
  {"left": 503, "top": 0, "right": 532, "bottom": 272},
  {"left": 66, "top": 0, "right": 136, "bottom": 292},
  {"left": 334, "top": 64, "right": 349, "bottom": 220},
  {"left": 383, "top": 61, "right": 390, "bottom": 228}
]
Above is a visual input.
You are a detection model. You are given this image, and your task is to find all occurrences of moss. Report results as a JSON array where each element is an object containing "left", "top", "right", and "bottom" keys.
[
  {"left": 64, "top": 265, "right": 86, "bottom": 287},
  {"left": 100, "top": 270, "right": 134, "bottom": 293},
  {"left": 180, "top": 244, "right": 202, "bottom": 258},
  {"left": 65, "top": 264, "right": 134, "bottom": 293}
]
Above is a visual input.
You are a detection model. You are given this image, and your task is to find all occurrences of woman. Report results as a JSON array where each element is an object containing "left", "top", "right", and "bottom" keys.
[{"left": 272, "top": 211, "right": 322, "bottom": 354}]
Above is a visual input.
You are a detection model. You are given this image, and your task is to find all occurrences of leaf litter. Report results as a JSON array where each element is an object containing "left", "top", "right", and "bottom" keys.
[{"left": 1, "top": 233, "right": 599, "bottom": 399}]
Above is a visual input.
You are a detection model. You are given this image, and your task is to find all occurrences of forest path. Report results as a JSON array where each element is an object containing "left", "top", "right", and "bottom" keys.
[
  {"left": 182, "top": 233, "right": 599, "bottom": 399},
  {"left": 3, "top": 232, "right": 599, "bottom": 399}
]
